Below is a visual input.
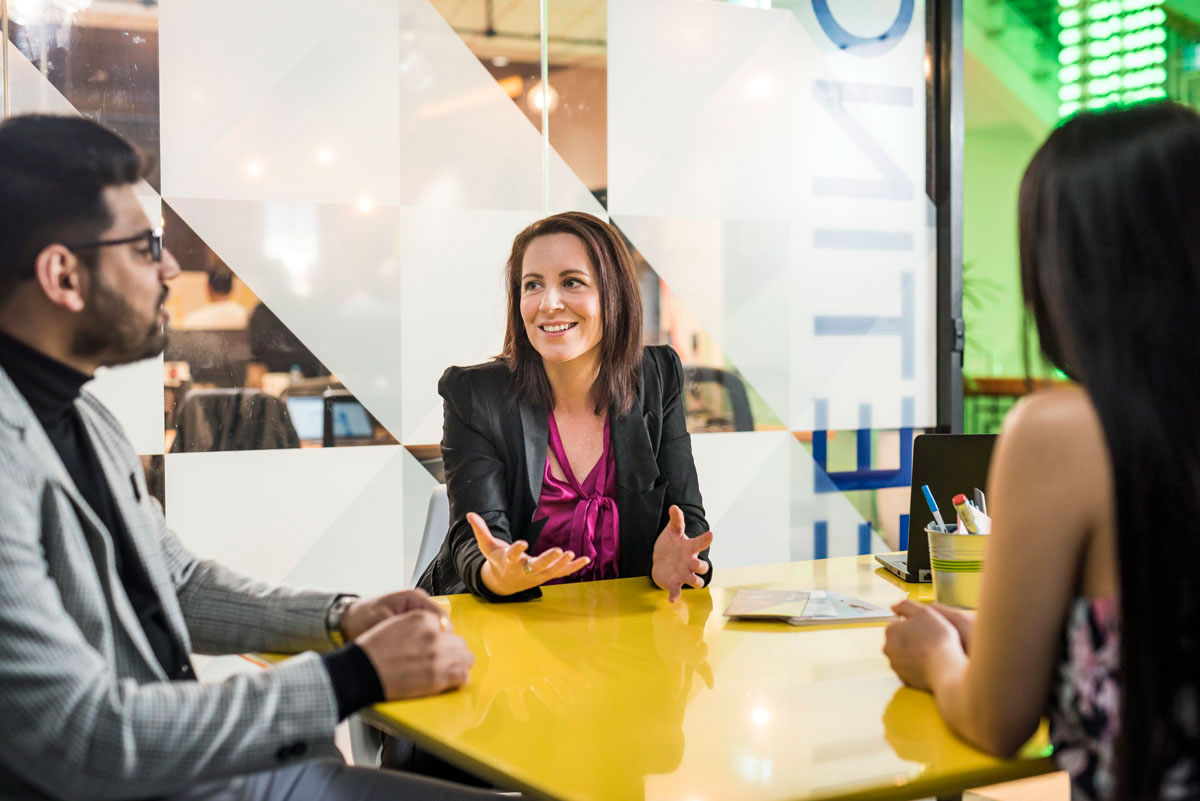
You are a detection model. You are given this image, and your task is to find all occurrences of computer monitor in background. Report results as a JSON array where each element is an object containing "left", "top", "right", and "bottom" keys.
[
  {"left": 323, "top": 390, "right": 375, "bottom": 446},
  {"left": 328, "top": 396, "right": 374, "bottom": 442},
  {"left": 283, "top": 387, "right": 379, "bottom": 447},
  {"left": 285, "top": 395, "right": 325, "bottom": 443}
]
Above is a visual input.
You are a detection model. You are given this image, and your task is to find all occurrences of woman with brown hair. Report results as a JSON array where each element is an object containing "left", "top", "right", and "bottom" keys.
[{"left": 417, "top": 211, "right": 714, "bottom": 602}]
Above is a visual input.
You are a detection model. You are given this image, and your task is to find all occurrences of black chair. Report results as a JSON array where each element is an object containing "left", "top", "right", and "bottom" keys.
[{"left": 171, "top": 388, "right": 300, "bottom": 452}]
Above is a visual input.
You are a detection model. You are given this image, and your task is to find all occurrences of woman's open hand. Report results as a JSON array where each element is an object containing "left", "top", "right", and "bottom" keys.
[
  {"left": 469, "top": 512, "right": 590, "bottom": 596},
  {"left": 651, "top": 505, "right": 714, "bottom": 603}
]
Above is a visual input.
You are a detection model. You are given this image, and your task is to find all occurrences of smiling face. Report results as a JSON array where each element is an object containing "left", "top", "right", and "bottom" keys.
[
  {"left": 519, "top": 233, "right": 604, "bottom": 367},
  {"left": 71, "top": 184, "right": 181, "bottom": 366}
]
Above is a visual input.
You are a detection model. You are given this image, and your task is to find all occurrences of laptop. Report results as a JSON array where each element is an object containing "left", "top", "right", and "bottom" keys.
[
  {"left": 284, "top": 395, "right": 325, "bottom": 443},
  {"left": 875, "top": 433, "right": 997, "bottom": 583},
  {"left": 284, "top": 390, "right": 376, "bottom": 446},
  {"left": 327, "top": 394, "right": 375, "bottom": 445}
]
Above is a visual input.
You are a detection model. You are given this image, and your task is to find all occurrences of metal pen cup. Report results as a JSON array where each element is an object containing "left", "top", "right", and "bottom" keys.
[{"left": 925, "top": 522, "right": 988, "bottom": 609}]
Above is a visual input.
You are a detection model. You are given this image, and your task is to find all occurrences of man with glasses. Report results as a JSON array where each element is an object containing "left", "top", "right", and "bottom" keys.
[{"left": 0, "top": 115, "right": 491, "bottom": 801}]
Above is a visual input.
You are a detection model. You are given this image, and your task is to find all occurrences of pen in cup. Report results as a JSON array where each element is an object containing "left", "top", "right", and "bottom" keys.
[{"left": 921, "top": 484, "right": 947, "bottom": 531}]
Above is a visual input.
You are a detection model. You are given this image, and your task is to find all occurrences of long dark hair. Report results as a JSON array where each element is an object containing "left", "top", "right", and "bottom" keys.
[
  {"left": 1018, "top": 101, "right": 1200, "bottom": 800},
  {"left": 500, "top": 212, "right": 644, "bottom": 415}
]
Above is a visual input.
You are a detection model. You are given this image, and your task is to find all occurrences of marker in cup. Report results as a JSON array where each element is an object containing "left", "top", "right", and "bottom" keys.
[
  {"left": 952, "top": 493, "right": 979, "bottom": 534},
  {"left": 921, "top": 484, "right": 947, "bottom": 531}
]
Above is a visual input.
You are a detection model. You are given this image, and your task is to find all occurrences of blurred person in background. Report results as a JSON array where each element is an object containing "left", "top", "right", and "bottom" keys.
[{"left": 179, "top": 255, "right": 249, "bottom": 330}]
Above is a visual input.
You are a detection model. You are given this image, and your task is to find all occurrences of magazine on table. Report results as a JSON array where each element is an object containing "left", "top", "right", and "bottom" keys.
[{"left": 723, "top": 589, "right": 895, "bottom": 626}]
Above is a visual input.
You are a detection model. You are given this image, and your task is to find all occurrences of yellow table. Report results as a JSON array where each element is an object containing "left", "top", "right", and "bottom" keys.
[{"left": 361, "top": 556, "right": 1054, "bottom": 801}]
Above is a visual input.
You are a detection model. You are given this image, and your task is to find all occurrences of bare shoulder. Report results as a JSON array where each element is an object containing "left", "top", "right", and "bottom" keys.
[
  {"left": 1002, "top": 386, "right": 1105, "bottom": 460},
  {"left": 996, "top": 385, "right": 1112, "bottom": 528}
]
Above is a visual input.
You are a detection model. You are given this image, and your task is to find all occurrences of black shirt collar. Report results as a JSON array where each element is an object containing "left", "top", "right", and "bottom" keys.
[{"left": 0, "top": 330, "right": 91, "bottom": 427}]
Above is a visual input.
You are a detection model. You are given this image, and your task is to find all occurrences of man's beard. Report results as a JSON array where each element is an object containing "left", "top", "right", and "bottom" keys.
[{"left": 72, "top": 276, "right": 168, "bottom": 367}]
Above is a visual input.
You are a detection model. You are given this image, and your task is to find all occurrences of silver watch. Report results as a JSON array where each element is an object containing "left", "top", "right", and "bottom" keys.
[{"left": 326, "top": 595, "right": 356, "bottom": 647}]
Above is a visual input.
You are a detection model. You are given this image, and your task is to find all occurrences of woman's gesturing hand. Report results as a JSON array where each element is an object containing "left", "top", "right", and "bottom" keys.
[
  {"left": 651, "top": 505, "right": 714, "bottom": 603},
  {"left": 469, "top": 512, "right": 590, "bottom": 596}
]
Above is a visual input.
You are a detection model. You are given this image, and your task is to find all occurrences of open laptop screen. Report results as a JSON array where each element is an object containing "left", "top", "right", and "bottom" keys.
[
  {"left": 285, "top": 396, "right": 324, "bottom": 441},
  {"left": 902, "top": 433, "right": 997, "bottom": 579},
  {"left": 330, "top": 398, "right": 374, "bottom": 440}
]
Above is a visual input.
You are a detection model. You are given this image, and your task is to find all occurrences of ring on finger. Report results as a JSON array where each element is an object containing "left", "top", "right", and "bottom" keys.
[{"left": 521, "top": 560, "right": 534, "bottom": 574}]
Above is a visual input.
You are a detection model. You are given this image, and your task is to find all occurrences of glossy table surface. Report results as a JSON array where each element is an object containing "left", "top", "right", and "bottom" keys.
[{"left": 362, "top": 556, "right": 1054, "bottom": 801}]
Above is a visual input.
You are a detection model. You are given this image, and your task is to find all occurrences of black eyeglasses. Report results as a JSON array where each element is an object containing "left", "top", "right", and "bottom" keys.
[{"left": 67, "top": 227, "right": 163, "bottom": 263}]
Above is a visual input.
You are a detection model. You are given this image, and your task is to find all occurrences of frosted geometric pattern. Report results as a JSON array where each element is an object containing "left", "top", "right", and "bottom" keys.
[
  {"left": 610, "top": 0, "right": 934, "bottom": 432},
  {"left": 3, "top": 0, "right": 937, "bottom": 594}
]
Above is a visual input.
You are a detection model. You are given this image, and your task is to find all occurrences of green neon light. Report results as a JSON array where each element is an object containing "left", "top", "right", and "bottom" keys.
[
  {"left": 1057, "top": 0, "right": 1166, "bottom": 120},
  {"left": 1059, "top": 28, "right": 1083, "bottom": 46},
  {"left": 1059, "top": 64, "right": 1084, "bottom": 83},
  {"left": 1060, "top": 9, "right": 1084, "bottom": 26}
]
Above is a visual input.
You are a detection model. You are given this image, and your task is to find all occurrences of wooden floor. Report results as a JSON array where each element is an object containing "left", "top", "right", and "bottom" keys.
[{"left": 966, "top": 772, "right": 1069, "bottom": 801}]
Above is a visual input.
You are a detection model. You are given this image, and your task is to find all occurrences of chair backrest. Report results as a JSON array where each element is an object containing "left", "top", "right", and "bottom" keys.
[
  {"left": 171, "top": 388, "right": 300, "bottom": 452},
  {"left": 682, "top": 365, "right": 755, "bottom": 431},
  {"left": 411, "top": 484, "right": 449, "bottom": 587}
]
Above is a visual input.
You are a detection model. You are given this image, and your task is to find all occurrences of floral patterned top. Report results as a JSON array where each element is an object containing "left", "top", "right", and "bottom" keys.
[{"left": 1049, "top": 597, "right": 1200, "bottom": 801}]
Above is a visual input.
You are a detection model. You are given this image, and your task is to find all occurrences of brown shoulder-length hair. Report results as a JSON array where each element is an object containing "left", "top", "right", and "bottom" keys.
[{"left": 500, "top": 211, "right": 643, "bottom": 416}]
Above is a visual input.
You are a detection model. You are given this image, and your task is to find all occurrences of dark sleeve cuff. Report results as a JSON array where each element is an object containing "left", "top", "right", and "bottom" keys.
[
  {"left": 320, "top": 643, "right": 385, "bottom": 720},
  {"left": 471, "top": 562, "right": 542, "bottom": 603}
]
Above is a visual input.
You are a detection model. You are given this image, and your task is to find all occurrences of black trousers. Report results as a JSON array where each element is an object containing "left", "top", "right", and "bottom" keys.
[
  {"left": 167, "top": 757, "right": 509, "bottom": 800},
  {"left": 379, "top": 736, "right": 493, "bottom": 789}
]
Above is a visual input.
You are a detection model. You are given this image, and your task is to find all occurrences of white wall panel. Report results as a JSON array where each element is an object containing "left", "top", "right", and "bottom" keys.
[
  {"left": 160, "top": 0, "right": 402, "bottom": 206},
  {"left": 165, "top": 447, "right": 405, "bottom": 592},
  {"left": 690, "top": 431, "right": 794, "bottom": 569},
  {"left": 88, "top": 356, "right": 165, "bottom": 456},
  {"left": 397, "top": 208, "right": 536, "bottom": 442}
]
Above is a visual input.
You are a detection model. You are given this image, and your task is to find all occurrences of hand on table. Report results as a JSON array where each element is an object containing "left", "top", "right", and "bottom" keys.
[
  {"left": 469, "top": 512, "right": 590, "bottom": 596},
  {"left": 357, "top": 609, "right": 474, "bottom": 700},
  {"left": 651, "top": 505, "right": 714, "bottom": 603},
  {"left": 930, "top": 602, "right": 976, "bottom": 653},
  {"left": 340, "top": 589, "right": 447, "bottom": 641},
  {"left": 882, "top": 599, "right": 967, "bottom": 691}
]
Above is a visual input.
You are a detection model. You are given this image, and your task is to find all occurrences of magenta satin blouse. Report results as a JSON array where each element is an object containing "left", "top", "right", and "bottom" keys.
[{"left": 529, "top": 411, "right": 620, "bottom": 582}]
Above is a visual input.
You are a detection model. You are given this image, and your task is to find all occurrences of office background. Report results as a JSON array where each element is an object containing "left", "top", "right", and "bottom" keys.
[{"left": 5, "top": 0, "right": 1195, "bottom": 602}]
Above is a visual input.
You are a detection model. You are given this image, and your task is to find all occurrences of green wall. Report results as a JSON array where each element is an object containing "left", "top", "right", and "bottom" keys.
[{"left": 962, "top": 123, "right": 1043, "bottom": 379}]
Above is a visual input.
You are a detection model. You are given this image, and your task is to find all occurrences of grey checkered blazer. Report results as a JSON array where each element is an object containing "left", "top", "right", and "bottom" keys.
[{"left": 0, "top": 365, "right": 347, "bottom": 800}]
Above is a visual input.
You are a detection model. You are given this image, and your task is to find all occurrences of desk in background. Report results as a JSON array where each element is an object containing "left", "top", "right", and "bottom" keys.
[{"left": 358, "top": 556, "right": 1053, "bottom": 801}]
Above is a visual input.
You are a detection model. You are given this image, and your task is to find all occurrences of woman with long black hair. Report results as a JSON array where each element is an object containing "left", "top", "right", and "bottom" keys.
[{"left": 883, "top": 101, "right": 1200, "bottom": 800}]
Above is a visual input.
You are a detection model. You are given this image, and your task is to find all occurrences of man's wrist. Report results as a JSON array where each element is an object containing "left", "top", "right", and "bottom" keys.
[
  {"left": 320, "top": 643, "right": 385, "bottom": 719},
  {"left": 325, "top": 595, "right": 357, "bottom": 647}
]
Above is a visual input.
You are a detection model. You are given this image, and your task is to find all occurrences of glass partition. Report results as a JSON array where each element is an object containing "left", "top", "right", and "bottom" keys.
[{"left": 4, "top": 0, "right": 941, "bottom": 590}]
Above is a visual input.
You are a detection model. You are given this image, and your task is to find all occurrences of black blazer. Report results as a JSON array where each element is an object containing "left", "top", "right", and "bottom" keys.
[{"left": 417, "top": 345, "right": 711, "bottom": 600}]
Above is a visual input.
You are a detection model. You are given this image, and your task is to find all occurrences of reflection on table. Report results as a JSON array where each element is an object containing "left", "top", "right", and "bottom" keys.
[{"left": 360, "top": 556, "right": 1053, "bottom": 801}]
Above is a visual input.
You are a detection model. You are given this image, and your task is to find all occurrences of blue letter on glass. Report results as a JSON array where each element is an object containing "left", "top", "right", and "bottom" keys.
[{"left": 811, "top": 0, "right": 914, "bottom": 57}]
